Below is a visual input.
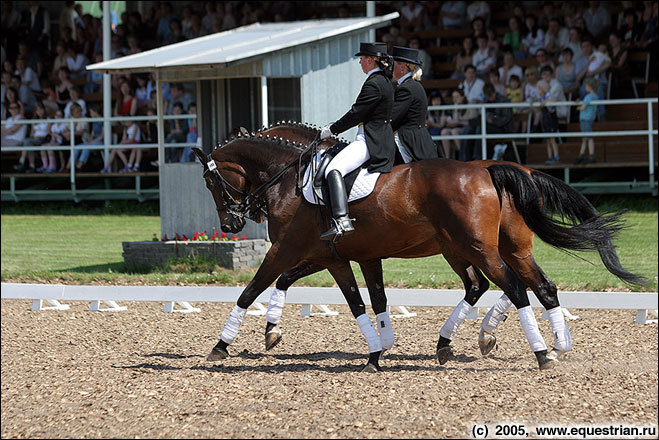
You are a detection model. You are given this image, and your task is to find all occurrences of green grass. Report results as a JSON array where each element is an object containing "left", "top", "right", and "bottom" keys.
[{"left": 1, "top": 199, "right": 657, "bottom": 291}]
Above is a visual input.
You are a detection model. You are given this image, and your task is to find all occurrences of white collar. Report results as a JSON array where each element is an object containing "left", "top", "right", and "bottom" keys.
[
  {"left": 367, "top": 67, "right": 381, "bottom": 76},
  {"left": 397, "top": 72, "right": 413, "bottom": 85}
]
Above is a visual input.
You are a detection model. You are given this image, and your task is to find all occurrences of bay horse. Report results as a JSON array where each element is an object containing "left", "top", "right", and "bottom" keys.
[{"left": 191, "top": 127, "right": 644, "bottom": 371}]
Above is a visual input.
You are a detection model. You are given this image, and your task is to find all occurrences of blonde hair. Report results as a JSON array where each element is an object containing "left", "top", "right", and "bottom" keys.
[{"left": 407, "top": 63, "right": 423, "bottom": 81}]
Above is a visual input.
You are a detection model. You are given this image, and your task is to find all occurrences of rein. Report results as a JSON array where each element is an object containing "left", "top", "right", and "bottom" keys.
[{"left": 205, "top": 133, "right": 321, "bottom": 221}]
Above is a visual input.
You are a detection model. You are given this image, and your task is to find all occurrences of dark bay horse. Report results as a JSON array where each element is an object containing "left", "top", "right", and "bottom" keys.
[{"left": 191, "top": 129, "right": 644, "bottom": 371}]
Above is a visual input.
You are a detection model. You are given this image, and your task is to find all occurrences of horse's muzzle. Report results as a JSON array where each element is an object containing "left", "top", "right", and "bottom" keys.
[{"left": 221, "top": 217, "right": 246, "bottom": 233}]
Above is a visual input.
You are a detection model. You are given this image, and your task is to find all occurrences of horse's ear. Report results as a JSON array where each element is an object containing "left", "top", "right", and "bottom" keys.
[
  {"left": 192, "top": 147, "right": 207, "bottom": 167},
  {"left": 240, "top": 127, "right": 249, "bottom": 136}
]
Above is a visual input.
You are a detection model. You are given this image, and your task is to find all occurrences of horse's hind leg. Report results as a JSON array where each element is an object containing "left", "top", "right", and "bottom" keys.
[
  {"left": 358, "top": 259, "right": 394, "bottom": 351},
  {"left": 264, "top": 262, "right": 326, "bottom": 351},
  {"left": 327, "top": 262, "right": 383, "bottom": 373},
  {"left": 436, "top": 255, "right": 490, "bottom": 364}
]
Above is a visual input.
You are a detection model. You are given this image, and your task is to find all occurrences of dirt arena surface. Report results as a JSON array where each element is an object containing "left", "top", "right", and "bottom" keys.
[{"left": 1, "top": 299, "right": 657, "bottom": 439}]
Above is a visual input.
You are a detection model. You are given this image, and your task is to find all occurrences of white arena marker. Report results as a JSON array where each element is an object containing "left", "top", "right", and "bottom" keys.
[{"left": 90, "top": 300, "right": 127, "bottom": 312}]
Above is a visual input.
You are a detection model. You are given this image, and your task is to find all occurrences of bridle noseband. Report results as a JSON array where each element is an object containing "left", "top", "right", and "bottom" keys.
[{"left": 203, "top": 133, "right": 321, "bottom": 222}]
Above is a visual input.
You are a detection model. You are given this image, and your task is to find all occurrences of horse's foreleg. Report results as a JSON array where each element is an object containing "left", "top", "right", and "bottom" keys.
[
  {"left": 326, "top": 262, "right": 382, "bottom": 373},
  {"left": 359, "top": 259, "right": 394, "bottom": 352},
  {"left": 207, "top": 245, "right": 299, "bottom": 361},
  {"left": 264, "top": 262, "right": 326, "bottom": 351},
  {"left": 437, "top": 256, "right": 490, "bottom": 364}
]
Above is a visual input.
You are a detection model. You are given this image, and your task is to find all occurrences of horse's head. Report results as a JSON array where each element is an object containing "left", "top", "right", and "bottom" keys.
[{"left": 192, "top": 147, "right": 249, "bottom": 233}]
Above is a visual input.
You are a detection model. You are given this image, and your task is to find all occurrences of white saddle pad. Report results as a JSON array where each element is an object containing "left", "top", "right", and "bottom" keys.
[{"left": 302, "top": 151, "right": 380, "bottom": 205}]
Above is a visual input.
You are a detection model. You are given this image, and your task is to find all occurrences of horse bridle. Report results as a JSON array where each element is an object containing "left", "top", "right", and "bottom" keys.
[{"left": 203, "top": 133, "right": 321, "bottom": 222}]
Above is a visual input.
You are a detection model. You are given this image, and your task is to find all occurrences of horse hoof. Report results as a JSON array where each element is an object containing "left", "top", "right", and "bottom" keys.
[
  {"left": 547, "top": 347, "right": 566, "bottom": 361},
  {"left": 361, "top": 363, "right": 380, "bottom": 373},
  {"left": 206, "top": 347, "right": 229, "bottom": 361},
  {"left": 538, "top": 357, "right": 558, "bottom": 370},
  {"left": 436, "top": 346, "right": 453, "bottom": 365},
  {"left": 478, "top": 329, "right": 497, "bottom": 356},
  {"left": 265, "top": 330, "right": 282, "bottom": 351}
]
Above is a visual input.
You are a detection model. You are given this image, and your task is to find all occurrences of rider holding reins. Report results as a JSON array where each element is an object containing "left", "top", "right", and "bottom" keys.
[{"left": 319, "top": 42, "right": 396, "bottom": 241}]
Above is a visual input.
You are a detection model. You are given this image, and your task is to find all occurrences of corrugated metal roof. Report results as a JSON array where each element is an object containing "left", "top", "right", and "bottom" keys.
[{"left": 87, "top": 13, "right": 399, "bottom": 73}]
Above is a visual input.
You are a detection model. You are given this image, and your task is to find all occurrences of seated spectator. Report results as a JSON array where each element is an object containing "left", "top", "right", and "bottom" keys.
[
  {"left": 506, "top": 74, "right": 523, "bottom": 116},
  {"left": 555, "top": 48, "right": 579, "bottom": 97},
  {"left": 439, "top": 1, "right": 466, "bottom": 30},
  {"left": 473, "top": 33, "right": 496, "bottom": 77},
  {"left": 164, "top": 18, "right": 185, "bottom": 45},
  {"left": 125, "top": 34, "right": 142, "bottom": 56},
  {"left": 41, "top": 110, "right": 67, "bottom": 172},
  {"left": 450, "top": 36, "right": 474, "bottom": 79},
  {"left": 535, "top": 48, "right": 555, "bottom": 71},
  {"left": 425, "top": 91, "right": 448, "bottom": 157},
  {"left": 537, "top": 80, "right": 560, "bottom": 164},
  {"left": 184, "top": 12, "right": 206, "bottom": 40},
  {"left": 488, "top": 70, "right": 506, "bottom": 96},
  {"left": 15, "top": 57, "right": 40, "bottom": 93},
  {"left": 466, "top": 1, "right": 491, "bottom": 27},
  {"left": 577, "top": 37, "right": 609, "bottom": 119},
  {"left": 503, "top": 16, "right": 525, "bottom": 59},
  {"left": 55, "top": 67, "right": 74, "bottom": 110},
  {"left": 486, "top": 28, "right": 499, "bottom": 58},
  {"left": 583, "top": 1, "right": 611, "bottom": 41},
  {"left": 73, "top": 24, "right": 92, "bottom": 61},
  {"left": 61, "top": 103, "right": 88, "bottom": 172},
  {"left": 221, "top": 3, "right": 237, "bottom": 30},
  {"left": 181, "top": 102, "right": 198, "bottom": 163},
  {"left": 408, "top": 36, "right": 433, "bottom": 80},
  {"left": 563, "top": 27, "right": 586, "bottom": 66},
  {"left": 3, "top": 84, "right": 22, "bottom": 120},
  {"left": 399, "top": 1, "right": 426, "bottom": 34},
  {"left": 165, "top": 101, "right": 189, "bottom": 163},
  {"left": 442, "top": 88, "right": 478, "bottom": 161},
  {"left": 538, "top": 65, "right": 568, "bottom": 120},
  {"left": 471, "top": 16, "right": 485, "bottom": 38},
  {"left": 462, "top": 83, "right": 513, "bottom": 161},
  {"left": 100, "top": 120, "right": 131, "bottom": 173},
  {"left": 84, "top": 52, "right": 103, "bottom": 94},
  {"left": 156, "top": 2, "right": 174, "bottom": 43},
  {"left": 39, "top": 78, "right": 60, "bottom": 115},
  {"left": 538, "top": 1, "right": 556, "bottom": 31},
  {"left": 3, "top": 101, "right": 31, "bottom": 172},
  {"left": 637, "top": 2, "right": 658, "bottom": 52},
  {"left": 201, "top": 1, "right": 217, "bottom": 35},
  {"left": 10, "top": 74, "right": 36, "bottom": 114},
  {"left": 63, "top": 87, "right": 86, "bottom": 118},
  {"left": 64, "top": 45, "right": 88, "bottom": 79},
  {"left": 73, "top": 105, "right": 103, "bottom": 170},
  {"left": 544, "top": 17, "right": 570, "bottom": 57},
  {"left": 51, "top": 40, "right": 69, "bottom": 82},
  {"left": 498, "top": 50, "right": 524, "bottom": 86},
  {"left": 167, "top": 83, "right": 194, "bottom": 113},
  {"left": 123, "top": 119, "right": 143, "bottom": 173},
  {"left": 458, "top": 64, "right": 485, "bottom": 103},
  {"left": 114, "top": 80, "right": 137, "bottom": 118},
  {"left": 23, "top": 102, "right": 52, "bottom": 172},
  {"left": 16, "top": 40, "right": 43, "bottom": 81},
  {"left": 619, "top": 7, "right": 643, "bottom": 49},
  {"left": 181, "top": 6, "right": 194, "bottom": 37},
  {"left": 135, "top": 74, "right": 151, "bottom": 112},
  {"left": 521, "top": 14, "right": 545, "bottom": 57}
]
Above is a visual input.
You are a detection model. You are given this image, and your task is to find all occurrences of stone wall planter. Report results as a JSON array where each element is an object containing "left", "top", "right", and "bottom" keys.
[{"left": 122, "top": 240, "right": 268, "bottom": 271}]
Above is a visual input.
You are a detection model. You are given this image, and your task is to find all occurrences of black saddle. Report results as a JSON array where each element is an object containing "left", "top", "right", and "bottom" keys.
[{"left": 310, "top": 142, "right": 363, "bottom": 204}]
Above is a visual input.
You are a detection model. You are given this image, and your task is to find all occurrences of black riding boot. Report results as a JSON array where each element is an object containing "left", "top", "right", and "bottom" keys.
[{"left": 320, "top": 170, "right": 355, "bottom": 241}]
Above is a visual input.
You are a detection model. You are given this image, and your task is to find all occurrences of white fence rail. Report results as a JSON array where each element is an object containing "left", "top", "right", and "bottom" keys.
[{"left": 2, "top": 283, "right": 657, "bottom": 324}]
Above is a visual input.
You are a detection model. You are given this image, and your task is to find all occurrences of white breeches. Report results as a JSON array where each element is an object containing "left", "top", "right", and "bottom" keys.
[
  {"left": 394, "top": 132, "right": 413, "bottom": 164},
  {"left": 325, "top": 127, "right": 370, "bottom": 178}
]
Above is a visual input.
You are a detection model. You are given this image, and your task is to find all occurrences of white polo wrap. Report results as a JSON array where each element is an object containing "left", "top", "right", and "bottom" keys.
[
  {"left": 265, "top": 288, "right": 287, "bottom": 325},
  {"left": 376, "top": 311, "right": 395, "bottom": 350},
  {"left": 439, "top": 299, "right": 473, "bottom": 341},
  {"left": 356, "top": 313, "right": 383, "bottom": 353},
  {"left": 220, "top": 305, "right": 248, "bottom": 344},
  {"left": 481, "top": 294, "right": 513, "bottom": 333},
  {"left": 546, "top": 306, "right": 573, "bottom": 352},
  {"left": 518, "top": 306, "right": 547, "bottom": 352}
]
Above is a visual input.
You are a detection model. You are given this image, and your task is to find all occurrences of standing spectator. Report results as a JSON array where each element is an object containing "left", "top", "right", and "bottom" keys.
[
  {"left": 164, "top": 101, "right": 188, "bottom": 163},
  {"left": 471, "top": 83, "right": 513, "bottom": 160},
  {"left": 425, "top": 91, "right": 448, "bottom": 157},
  {"left": 10, "top": 74, "right": 36, "bottom": 114},
  {"left": 544, "top": 17, "right": 570, "bottom": 56},
  {"left": 537, "top": 1, "right": 556, "bottom": 31},
  {"left": 221, "top": 3, "right": 237, "bottom": 30},
  {"left": 63, "top": 87, "right": 86, "bottom": 118},
  {"left": 98, "top": 1, "right": 118, "bottom": 32},
  {"left": 14, "top": 57, "right": 40, "bottom": 93},
  {"left": 443, "top": 88, "right": 478, "bottom": 161},
  {"left": 439, "top": 1, "right": 466, "bottom": 30},
  {"left": 4, "top": 101, "right": 31, "bottom": 171},
  {"left": 522, "top": 66, "right": 542, "bottom": 131},
  {"left": 619, "top": 7, "right": 643, "bottom": 48},
  {"left": 574, "top": 78, "right": 599, "bottom": 164},
  {"left": 637, "top": 2, "right": 658, "bottom": 54},
  {"left": 2, "top": 1, "right": 22, "bottom": 39},
  {"left": 616, "top": 2, "right": 637, "bottom": 32},
  {"left": 181, "top": 102, "right": 197, "bottom": 163},
  {"left": 466, "top": 1, "right": 491, "bottom": 27},
  {"left": 577, "top": 37, "right": 609, "bottom": 119},
  {"left": 20, "top": 1, "right": 50, "bottom": 58},
  {"left": 59, "top": 1, "right": 78, "bottom": 40},
  {"left": 555, "top": 48, "right": 579, "bottom": 98},
  {"left": 180, "top": 5, "right": 193, "bottom": 37},
  {"left": 521, "top": 14, "right": 545, "bottom": 57},
  {"left": 506, "top": 74, "right": 523, "bottom": 115},
  {"left": 608, "top": 31, "right": 632, "bottom": 98},
  {"left": 114, "top": 80, "right": 137, "bottom": 118},
  {"left": 472, "top": 33, "right": 496, "bottom": 77},
  {"left": 582, "top": 1, "right": 611, "bottom": 41},
  {"left": 201, "top": 1, "right": 217, "bottom": 35},
  {"left": 503, "top": 16, "right": 525, "bottom": 59},
  {"left": 561, "top": 3, "right": 579, "bottom": 29},
  {"left": 156, "top": 2, "right": 174, "bottom": 43},
  {"left": 408, "top": 36, "right": 433, "bottom": 80},
  {"left": 498, "top": 50, "right": 524, "bottom": 86},
  {"left": 537, "top": 80, "right": 560, "bottom": 165},
  {"left": 450, "top": 36, "right": 474, "bottom": 79},
  {"left": 458, "top": 64, "right": 485, "bottom": 103}
]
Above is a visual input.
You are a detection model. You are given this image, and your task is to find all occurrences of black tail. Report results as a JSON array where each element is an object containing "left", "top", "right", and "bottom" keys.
[{"left": 487, "top": 164, "right": 648, "bottom": 287}]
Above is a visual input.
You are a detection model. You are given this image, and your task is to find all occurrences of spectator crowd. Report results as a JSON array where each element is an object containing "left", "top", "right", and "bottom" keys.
[{"left": 2, "top": 1, "right": 658, "bottom": 172}]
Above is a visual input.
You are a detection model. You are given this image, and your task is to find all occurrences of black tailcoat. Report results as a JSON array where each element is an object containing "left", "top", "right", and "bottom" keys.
[{"left": 391, "top": 77, "right": 438, "bottom": 161}]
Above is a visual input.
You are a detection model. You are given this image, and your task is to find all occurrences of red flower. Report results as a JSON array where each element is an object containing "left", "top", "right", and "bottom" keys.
[
  {"left": 175, "top": 233, "right": 182, "bottom": 241},
  {"left": 162, "top": 234, "right": 168, "bottom": 241},
  {"left": 221, "top": 231, "right": 226, "bottom": 238},
  {"left": 232, "top": 235, "right": 237, "bottom": 240},
  {"left": 183, "top": 234, "right": 188, "bottom": 241},
  {"left": 242, "top": 235, "right": 247, "bottom": 240},
  {"left": 192, "top": 232, "right": 199, "bottom": 240}
]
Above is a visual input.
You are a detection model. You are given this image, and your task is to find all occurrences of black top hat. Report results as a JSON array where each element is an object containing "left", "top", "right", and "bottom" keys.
[
  {"left": 354, "top": 42, "right": 389, "bottom": 58},
  {"left": 391, "top": 46, "right": 422, "bottom": 65}
]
